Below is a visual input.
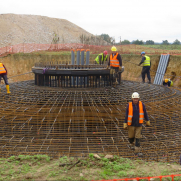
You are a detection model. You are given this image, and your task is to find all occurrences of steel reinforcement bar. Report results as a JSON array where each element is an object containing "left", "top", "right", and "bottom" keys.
[{"left": 0, "top": 80, "right": 181, "bottom": 162}]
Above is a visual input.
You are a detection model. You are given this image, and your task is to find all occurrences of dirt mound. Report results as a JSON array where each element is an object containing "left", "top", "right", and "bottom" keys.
[{"left": 0, "top": 14, "right": 101, "bottom": 47}]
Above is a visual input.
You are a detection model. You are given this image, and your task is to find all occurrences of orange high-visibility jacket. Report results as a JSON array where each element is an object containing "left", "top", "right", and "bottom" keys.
[
  {"left": 110, "top": 53, "right": 119, "bottom": 68},
  {"left": 127, "top": 101, "right": 144, "bottom": 126},
  {"left": 0, "top": 63, "right": 6, "bottom": 74}
]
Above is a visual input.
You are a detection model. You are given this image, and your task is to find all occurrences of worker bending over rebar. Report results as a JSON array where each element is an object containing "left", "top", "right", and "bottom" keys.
[
  {"left": 163, "top": 79, "right": 173, "bottom": 87},
  {"left": 163, "top": 72, "right": 176, "bottom": 87},
  {"left": 95, "top": 50, "right": 108, "bottom": 64},
  {"left": 124, "top": 92, "right": 150, "bottom": 156},
  {"left": 0, "top": 62, "right": 10, "bottom": 93}
]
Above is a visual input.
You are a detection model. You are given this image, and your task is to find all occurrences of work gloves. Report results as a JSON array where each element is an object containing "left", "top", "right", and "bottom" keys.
[
  {"left": 146, "top": 121, "right": 150, "bottom": 126},
  {"left": 106, "top": 65, "right": 109, "bottom": 69},
  {"left": 123, "top": 123, "right": 128, "bottom": 129}
]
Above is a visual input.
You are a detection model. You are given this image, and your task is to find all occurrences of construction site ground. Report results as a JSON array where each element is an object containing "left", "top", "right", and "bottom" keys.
[
  {"left": 0, "top": 154, "right": 181, "bottom": 181},
  {"left": 0, "top": 48, "right": 181, "bottom": 180}
]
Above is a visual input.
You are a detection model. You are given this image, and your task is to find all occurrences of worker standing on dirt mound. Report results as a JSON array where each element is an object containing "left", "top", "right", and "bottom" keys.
[
  {"left": 138, "top": 52, "right": 151, "bottom": 84},
  {"left": 123, "top": 92, "right": 150, "bottom": 156},
  {"left": 107, "top": 46, "right": 122, "bottom": 84},
  {"left": 0, "top": 62, "right": 11, "bottom": 93},
  {"left": 95, "top": 50, "right": 108, "bottom": 64}
]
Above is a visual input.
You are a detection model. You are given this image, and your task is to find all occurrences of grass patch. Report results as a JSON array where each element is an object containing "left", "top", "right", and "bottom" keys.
[
  {"left": 142, "top": 44, "right": 181, "bottom": 50},
  {"left": 0, "top": 154, "right": 180, "bottom": 180}
]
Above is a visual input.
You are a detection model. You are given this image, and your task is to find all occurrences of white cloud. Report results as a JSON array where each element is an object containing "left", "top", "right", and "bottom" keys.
[{"left": 1, "top": 0, "right": 181, "bottom": 43}]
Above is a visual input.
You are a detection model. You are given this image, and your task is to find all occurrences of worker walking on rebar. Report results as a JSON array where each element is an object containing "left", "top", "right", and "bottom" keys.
[
  {"left": 107, "top": 46, "right": 122, "bottom": 84},
  {"left": 95, "top": 51, "right": 108, "bottom": 64},
  {"left": 0, "top": 62, "right": 11, "bottom": 93},
  {"left": 123, "top": 92, "right": 150, "bottom": 156},
  {"left": 138, "top": 52, "right": 151, "bottom": 84}
]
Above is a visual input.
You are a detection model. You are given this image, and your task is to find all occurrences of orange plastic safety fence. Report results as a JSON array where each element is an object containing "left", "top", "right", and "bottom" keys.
[
  {"left": 92, "top": 174, "right": 181, "bottom": 181},
  {"left": 1, "top": 43, "right": 181, "bottom": 56}
]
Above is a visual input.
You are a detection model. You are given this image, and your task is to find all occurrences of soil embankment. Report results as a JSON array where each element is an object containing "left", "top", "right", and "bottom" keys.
[
  {"left": 0, "top": 14, "right": 93, "bottom": 47},
  {"left": 122, "top": 55, "right": 181, "bottom": 88},
  {"left": 0, "top": 53, "right": 180, "bottom": 87}
]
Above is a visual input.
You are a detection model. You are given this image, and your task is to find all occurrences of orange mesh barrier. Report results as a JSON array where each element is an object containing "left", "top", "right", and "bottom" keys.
[
  {"left": 1, "top": 43, "right": 181, "bottom": 56},
  {"left": 92, "top": 174, "right": 181, "bottom": 181}
]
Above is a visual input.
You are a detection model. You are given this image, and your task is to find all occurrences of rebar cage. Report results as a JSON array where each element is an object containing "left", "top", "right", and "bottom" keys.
[{"left": 32, "top": 64, "right": 121, "bottom": 88}]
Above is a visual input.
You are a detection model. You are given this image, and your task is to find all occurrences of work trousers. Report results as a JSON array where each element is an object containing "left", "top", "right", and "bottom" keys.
[
  {"left": 110, "top": 67, "right": 120, "bottom": 83},
  {"left": 128, "top": 126, "right": 142, "bottom": 139},
  {"left": 141, "top": 66, "right": 151, "bottom": 83},
  {"left": 128, "top": 126, "right": 142, "bottom": 147},
  {"left": 0, "top": 75, "right": 9, "bottom": 85}
]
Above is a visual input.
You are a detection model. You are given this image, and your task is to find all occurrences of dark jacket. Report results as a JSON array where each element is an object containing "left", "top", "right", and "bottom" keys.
[
  {"left": 125, "top": 101, "right": 149, "bottom": 127},
  {"left": 108, "top": 53, "right": 122, "bottom": 67}
]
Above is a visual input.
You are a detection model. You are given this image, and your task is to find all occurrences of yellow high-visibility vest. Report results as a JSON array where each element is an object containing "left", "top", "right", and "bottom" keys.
[
  {"left": 143, "top": 56, "right": 150, "bottom": 66},
  {"left": 95, "top": 53, "right": 107, "bottom": 64}
]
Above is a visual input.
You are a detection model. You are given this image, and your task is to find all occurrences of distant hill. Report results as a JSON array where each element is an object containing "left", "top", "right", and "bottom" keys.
[{"left": 0, "top": 14, "right": 108, "bottom": 47}]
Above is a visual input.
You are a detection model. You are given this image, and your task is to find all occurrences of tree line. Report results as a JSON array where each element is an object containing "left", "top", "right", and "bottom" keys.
[
  {"left": 79, "top": 33, "right": 181, "bottom": 45},
  {"left": 99, "top": 34, "right": 181, "bottom": 45},
  {"left": 121, "top": 39, "right": 181, "bottom": 45}
]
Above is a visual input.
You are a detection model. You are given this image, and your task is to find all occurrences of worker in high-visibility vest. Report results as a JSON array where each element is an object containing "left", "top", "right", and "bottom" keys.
[
  {"left": 138, "top": 52, "right": 151, "bottom": 84},
  {"left": 107, "top": 46, "right": 122, "bottom": 84},
  {"left": 124, "top": 92, "right": 150, "bottom": 155},
  {"left": 163, "top": 78, "right": 173, "bottom": 87},
  {"left": 95, "top": 51, "right": 108, "bottom": 64},
  {"left": 0, "top": 63, "right": 11, "bottom": 93}
]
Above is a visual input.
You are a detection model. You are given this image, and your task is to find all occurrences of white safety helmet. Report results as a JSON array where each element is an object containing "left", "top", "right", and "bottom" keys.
[{"left": 132, "top": 92, "right": 140, "bottom": 99}]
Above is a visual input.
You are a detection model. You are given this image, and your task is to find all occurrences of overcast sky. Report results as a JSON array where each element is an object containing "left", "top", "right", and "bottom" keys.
[{"left": 1, "top": 0, "right": 181, "bottom": 43}]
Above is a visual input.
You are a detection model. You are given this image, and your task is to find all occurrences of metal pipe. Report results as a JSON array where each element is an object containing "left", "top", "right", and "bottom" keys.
[
  {"left": 86, "top": 49, "right": 90, "bottom": 65},
  {"left": 76, "top": 49, "right": 80, "bottom": 65},
  {"left": 71, "top": 49, "right": 75, "bottom": 86},
  {"left": 85, "top": 49, "right": 90, "bottom": 85},
  {"left": 81, "top": 49, "right": 84, "bottom": 65},
  {"left": 76, "top": 49, "right": 80, "bottom": 86},
  {"left": 71, "top": 49, "right": 75, "bottom": 65},
  {"left": 80, "top": 49, "right": 85, "bottom": 85}
]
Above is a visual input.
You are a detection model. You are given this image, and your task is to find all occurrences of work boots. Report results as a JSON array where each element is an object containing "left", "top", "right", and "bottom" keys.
[
  {"left": 134, "top": 147, "right": 143, "bottom": 157},
  {"left": 135, "top": 139, "right": 143, "bottom": 157},
  {"left": 129, "top": 138, "right": 134, "bottom": 144},
  {"left": 6, "top": 85, "right": 11, "bottom": 94},
  {"left": 135, "top": 138, "right": 140, "bottom": 147},
  {"left": 129, "top": 138, "right": 135, "bottom": 150},
  {"left": 115, "top": 78, "right": 119, "bottom": 85}
]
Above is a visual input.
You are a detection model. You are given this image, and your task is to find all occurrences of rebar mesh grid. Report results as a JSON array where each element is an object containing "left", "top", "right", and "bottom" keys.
[{"left": 0, "top": 80, "right": 181, "bottom": 162}]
